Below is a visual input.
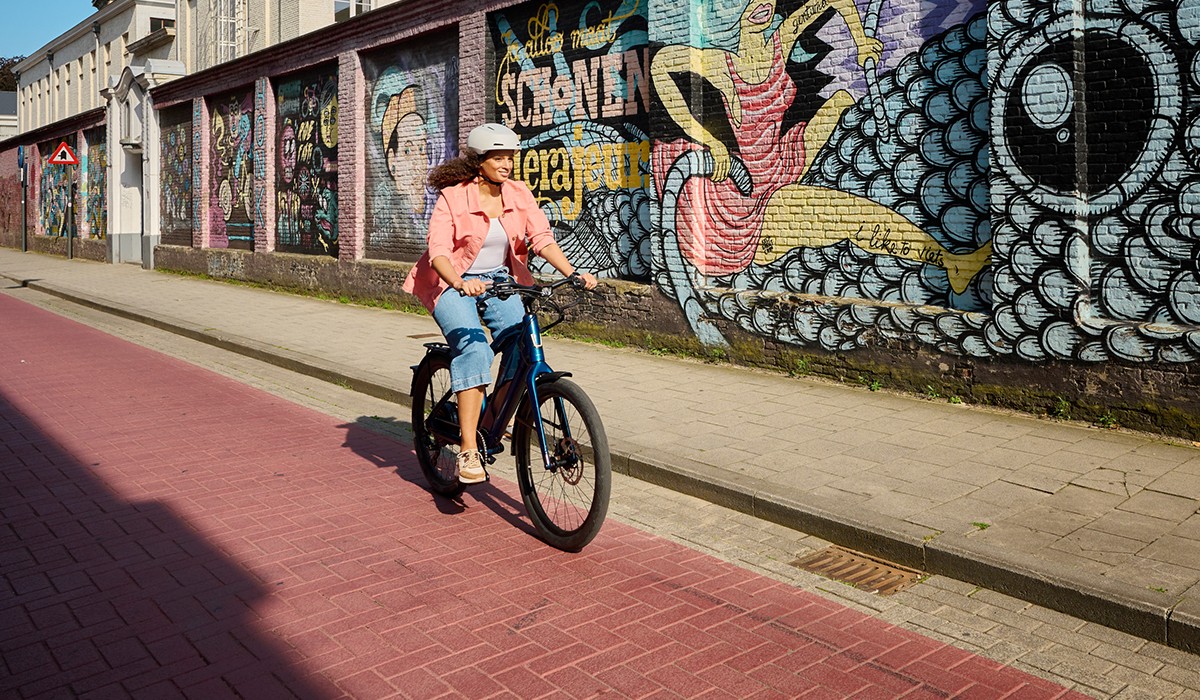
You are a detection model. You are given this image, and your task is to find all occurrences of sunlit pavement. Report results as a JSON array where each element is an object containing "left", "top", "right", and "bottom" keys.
[{"left": 0, "top": 290, "right": 1092, "bottom": 698}]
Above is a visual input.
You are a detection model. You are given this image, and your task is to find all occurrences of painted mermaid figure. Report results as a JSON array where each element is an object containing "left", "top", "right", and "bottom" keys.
[{"left": 651, "top": 0, "right": 991, "bottom": 293}]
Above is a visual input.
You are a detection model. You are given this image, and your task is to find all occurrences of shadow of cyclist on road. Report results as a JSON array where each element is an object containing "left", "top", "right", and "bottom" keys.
[{"left": 340, "top": 415, "right": 538, "bottom": 539}]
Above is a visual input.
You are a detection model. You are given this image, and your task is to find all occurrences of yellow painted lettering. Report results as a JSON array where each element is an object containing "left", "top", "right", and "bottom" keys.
[{"left": 550, "top": 149, "right": 570, "bottom": 192}]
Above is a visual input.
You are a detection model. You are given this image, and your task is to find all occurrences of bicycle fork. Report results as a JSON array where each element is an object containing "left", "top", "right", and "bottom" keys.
[{"left": 520, "top": 309, "right": 575, "bottom": 473}]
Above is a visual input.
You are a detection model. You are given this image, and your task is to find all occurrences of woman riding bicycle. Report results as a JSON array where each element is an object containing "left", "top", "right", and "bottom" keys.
[{"left": 402, "top": 123, "right": 598, "bottom": 485}]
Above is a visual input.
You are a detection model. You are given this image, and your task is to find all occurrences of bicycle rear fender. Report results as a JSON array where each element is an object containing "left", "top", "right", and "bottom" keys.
[{"left": 411, "top": 342, "right": 452, "bottom": 372}]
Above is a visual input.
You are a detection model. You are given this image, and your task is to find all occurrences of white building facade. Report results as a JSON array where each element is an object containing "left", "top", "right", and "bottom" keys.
[
  {"left": 13, "top": 0, "right": 394, "bottom": 265},
  {"left": 0, "top": 93, "right": 16, "bottom": 140},
  {"left": 14, "top": 0, "right": 181, "bottom": 260}
]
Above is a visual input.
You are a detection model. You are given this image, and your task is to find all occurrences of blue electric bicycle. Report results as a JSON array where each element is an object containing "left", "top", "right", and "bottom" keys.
[{"left": 410, "top": 275, "right": 611, "bottom": 552}]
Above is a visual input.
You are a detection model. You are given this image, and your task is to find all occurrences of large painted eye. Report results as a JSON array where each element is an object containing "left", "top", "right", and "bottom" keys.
[{"left": 995, "top": 19, "right": 1178, "bottom": 216}]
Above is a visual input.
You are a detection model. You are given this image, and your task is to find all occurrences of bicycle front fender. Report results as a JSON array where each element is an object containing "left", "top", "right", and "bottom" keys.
[{"left": 536, "top": 371, "right": 572, "bottom": 384}]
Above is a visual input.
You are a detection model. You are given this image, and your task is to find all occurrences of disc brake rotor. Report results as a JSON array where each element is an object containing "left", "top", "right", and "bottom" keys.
[{"left": 554, "top": 437, "right": 584, "bottom": 484}]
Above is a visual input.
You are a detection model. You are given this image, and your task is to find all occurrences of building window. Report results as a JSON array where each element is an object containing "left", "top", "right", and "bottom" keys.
[
  {"left": 334, "top": 0, "right": 371, "bottom": 23},
  {"left": 150, "top": 17, "right": 176, "bottom": 33},
  {"left": 88, "top": 53, "right": 96, "bottom": 108},
  {"left": 216, "top": 0, "right": 240, "bottom": 62}
]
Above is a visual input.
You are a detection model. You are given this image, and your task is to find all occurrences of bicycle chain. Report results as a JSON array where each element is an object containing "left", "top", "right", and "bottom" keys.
[{"left": 479, "top": 429, "right": 495, "bottom": 465}]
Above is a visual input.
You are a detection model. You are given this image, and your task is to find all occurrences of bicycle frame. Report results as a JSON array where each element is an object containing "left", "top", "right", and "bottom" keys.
[{"left": 421, "top": 281, "right": 577, "bottom": 472}]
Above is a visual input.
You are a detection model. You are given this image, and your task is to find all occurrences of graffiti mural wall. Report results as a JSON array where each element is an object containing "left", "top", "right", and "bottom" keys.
[
  {"left": 85, "top": 128, "right": 107, "bottom": 240},
  {"left": 160, "top": 106, "right": 194, "bottom": 246},
  {"left": 489, "top": 0, "right": 653, "bottom": 280},
  {"left": 987, "top": 0, "right": 1200, "bottom": 363},
  {"left": 363, "top": 35, "right": 458, "bottom": 261},
  {"left": 276, "top": 67, "right": 340, "bottom": 257},
  {"left": 208, "top": 88, "right": 256, "bottom": 250},
  {"left": 39, "top": 138, "right": 75, "bottom": 238},
  {"left": 649, "top": 0, "right": 994, "bottom": 346},
  {"left": 11, "top": 0, "right": 1184, "bottom": 406}
]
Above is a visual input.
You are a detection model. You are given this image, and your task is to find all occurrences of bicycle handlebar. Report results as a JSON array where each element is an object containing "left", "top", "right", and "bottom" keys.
[
  {"left": 468, "top": 274, "right": 588, "bottom": 333},
  {"left": 468, "top": 273, "right": 588, "bottom": 302}
]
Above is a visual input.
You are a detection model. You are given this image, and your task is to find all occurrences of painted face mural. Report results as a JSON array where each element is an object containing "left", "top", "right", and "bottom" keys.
[
  {"left": 276, "top": 69, "right": 339, "bottom": 257},
  {"left": 384, "top": 87, "right": 429, "bottom": 215},
  {"left": 279, "top": 121, "right": 297, "bottom": 184},
  {"left": 649, "top": 0, "right": 994, "bottom": 346},
  {"left": 489, "top": 0, "right": 653, "bottom": 280},
  {"left": 160, "top": 109, "right": 193, "bottom": 246},
  {"left": 209, "top": 91, "right": 255, "bottom": 249},
  {"left": 363, "top": 37, "right": 457, "bottom": 261}
]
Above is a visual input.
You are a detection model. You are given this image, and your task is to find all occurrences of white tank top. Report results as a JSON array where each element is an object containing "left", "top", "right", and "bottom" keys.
[{"left": 466, "top": 217, "right": 510, "bottom": 274}]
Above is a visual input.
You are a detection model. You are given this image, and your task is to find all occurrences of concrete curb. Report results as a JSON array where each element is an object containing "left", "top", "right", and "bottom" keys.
[{"left": 8, "top": 273, "right": 1199, "bottom": 653}]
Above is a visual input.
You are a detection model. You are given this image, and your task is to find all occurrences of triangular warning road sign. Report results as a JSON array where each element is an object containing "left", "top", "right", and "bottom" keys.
[{"left": 48, "top": 142, "right": 79, "bottom": 166}]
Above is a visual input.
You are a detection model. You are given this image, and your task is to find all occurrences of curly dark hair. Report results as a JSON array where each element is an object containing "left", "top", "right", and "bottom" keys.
[{"left": 427, "top": 152, "right": 484, "bottom": 190}]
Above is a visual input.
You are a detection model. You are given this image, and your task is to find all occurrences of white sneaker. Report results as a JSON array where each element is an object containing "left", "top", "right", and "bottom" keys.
[{"left": 456, "top": 450, "right": 487, "bottom": 484}]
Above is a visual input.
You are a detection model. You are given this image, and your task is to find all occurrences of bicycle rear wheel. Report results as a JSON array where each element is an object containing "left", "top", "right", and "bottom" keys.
[
  {"left": 411, "top": 352, "right": 466, "bottom": 498},
  {"left": 514, "top": 378, "right": 610, "bottom": 551}
]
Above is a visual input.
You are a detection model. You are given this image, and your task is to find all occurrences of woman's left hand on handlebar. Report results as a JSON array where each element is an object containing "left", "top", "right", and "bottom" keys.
[
  {"left": 458, "top": 278, "right": 490, "bottom": 296},
  {"left": 576, "top": 272, "right": 598, "bottom": 290}
]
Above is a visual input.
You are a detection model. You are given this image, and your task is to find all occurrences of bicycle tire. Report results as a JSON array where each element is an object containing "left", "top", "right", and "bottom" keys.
[
  {"left": 513, "top": 378, "right": 611, "bottom": 551},
  {"left": 411, "top": 352, "right": 466, "bottom": 498}
]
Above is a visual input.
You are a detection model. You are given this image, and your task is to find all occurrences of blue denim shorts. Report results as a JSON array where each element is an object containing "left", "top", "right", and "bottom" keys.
[{"left": 431, "top": 267, "right": 525, "bottom": 393}]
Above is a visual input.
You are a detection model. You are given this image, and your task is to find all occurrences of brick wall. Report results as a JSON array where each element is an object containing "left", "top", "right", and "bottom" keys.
[
  {"left": 0, "top": 145, "right": 26, "bottom": 248},
  {"left": 5, "top": 0, "right": 1200, "bottom": 436}
]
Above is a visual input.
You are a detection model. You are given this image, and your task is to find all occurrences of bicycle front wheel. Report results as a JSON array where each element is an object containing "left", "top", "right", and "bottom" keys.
[
  {"left": 514, "top": 378, "right": 611, "bottom": 551},
  {"left": 411, "top": 352, "right": 466, "bottom": 498}
]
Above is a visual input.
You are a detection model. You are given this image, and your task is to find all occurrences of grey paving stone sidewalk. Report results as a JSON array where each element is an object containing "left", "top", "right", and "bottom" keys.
[{"left": 2, "top": 247, "right": 1199, "bottom": 652}]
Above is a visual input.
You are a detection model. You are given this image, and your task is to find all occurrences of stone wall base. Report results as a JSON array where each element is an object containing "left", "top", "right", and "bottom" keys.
[{"left": 2, "top": 235, "right": 108, "bottom": 262}]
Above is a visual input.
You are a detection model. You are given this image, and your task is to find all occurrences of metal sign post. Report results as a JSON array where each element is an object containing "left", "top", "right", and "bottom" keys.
[{"left": 67, "top": 183, "right": 75, "bottom": 260}]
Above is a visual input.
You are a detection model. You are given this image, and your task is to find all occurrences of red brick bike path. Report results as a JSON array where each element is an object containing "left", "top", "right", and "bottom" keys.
[{"left": 0, "top": 293, "right": 1086, "bottom": 699}]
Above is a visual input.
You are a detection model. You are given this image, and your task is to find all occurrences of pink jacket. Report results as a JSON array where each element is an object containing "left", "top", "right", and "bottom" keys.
[{"left": 403, "top": 178, "right": 557, "bottom": 312}]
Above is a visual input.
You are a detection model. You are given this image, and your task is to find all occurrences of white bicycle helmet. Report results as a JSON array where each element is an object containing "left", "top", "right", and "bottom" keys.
[{"left": 466, "top": 123, "right": 520, "bottom": 154}]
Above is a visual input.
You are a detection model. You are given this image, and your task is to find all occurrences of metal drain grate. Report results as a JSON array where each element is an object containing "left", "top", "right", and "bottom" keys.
[{"left": 790, "top": 546, "right": 923, "bottom": 596}]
